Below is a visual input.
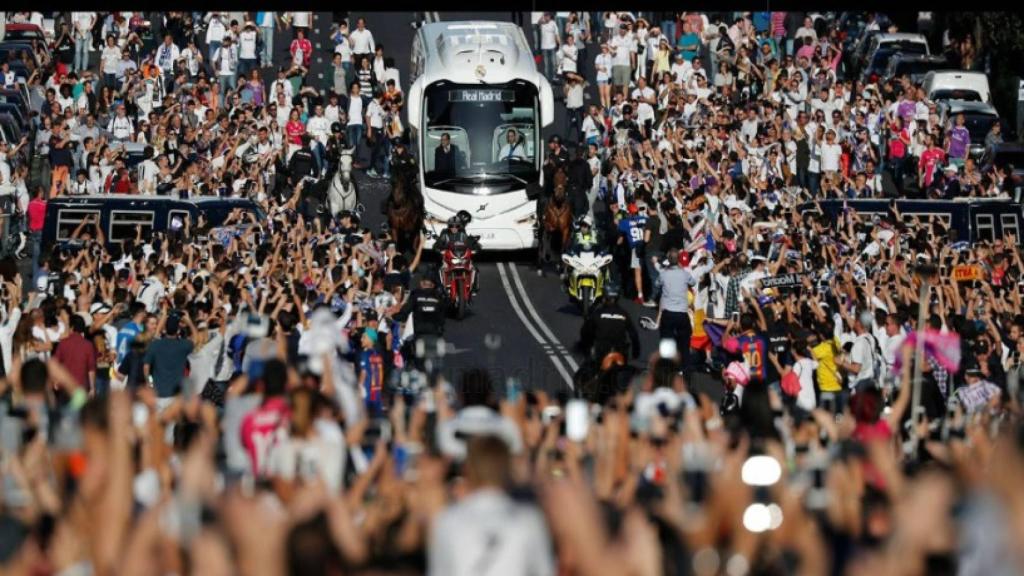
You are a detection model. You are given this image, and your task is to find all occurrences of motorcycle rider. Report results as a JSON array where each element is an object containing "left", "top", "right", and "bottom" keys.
[
  {"left": 569, "top": 215, "right": 601, "bottom": 255},
  {"left": 434, "top": 215, "right": 480, "bottom": 294},
  {"left": 579, "top": 281, "right": 641, "bottom": 365}
]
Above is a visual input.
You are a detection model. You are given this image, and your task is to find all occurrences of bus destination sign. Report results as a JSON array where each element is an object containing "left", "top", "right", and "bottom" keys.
[{"left": 449, "top": 89, "right": 514, "bottom": 103}]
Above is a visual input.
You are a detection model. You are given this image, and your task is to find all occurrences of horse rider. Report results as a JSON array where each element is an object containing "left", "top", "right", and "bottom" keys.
[
  {"left": 325, "top": 122, "right": 349, "bottom": 173},
  {"left": 536, "top": 134, "right": 570, "bottom": 231},
  {"left": 569, "top": 215, "right": 601, "bottom": 255},
  {"left": 578, "top": 280, "right": 641, "bottom": 366},
  {"left": 434, "top": 215, "right": 480, "bottom": 294},
  {"left": 497, "top": 128, "right": 528, "bottom": 162},
  {"left": 389, "top": 136, "right": 418, "bottom": 186}
]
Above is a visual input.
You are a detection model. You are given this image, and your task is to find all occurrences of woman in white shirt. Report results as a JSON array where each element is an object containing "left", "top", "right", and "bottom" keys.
[{"left": 594, "top": 44, "right": 613, "bottom": 109}]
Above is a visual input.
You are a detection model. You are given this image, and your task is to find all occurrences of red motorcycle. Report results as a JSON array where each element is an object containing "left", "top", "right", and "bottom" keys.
[{"left": 441, "top": 240, "right": 476, "bottom": 320}]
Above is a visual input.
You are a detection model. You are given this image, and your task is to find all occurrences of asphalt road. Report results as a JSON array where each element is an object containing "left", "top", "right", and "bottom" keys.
[{"left": 307, "top": 12, "right": 721, "bottom": 398}]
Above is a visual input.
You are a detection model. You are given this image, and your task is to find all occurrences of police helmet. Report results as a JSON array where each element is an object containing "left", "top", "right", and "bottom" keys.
[
  {"left": 456, "top": 210, "right": 473, "bottom": 225},
  {"left": 447, "top": 216, "right": 460, "bottom": 227},
  {"left": 579, "top": 215, "right": 593, "bottom": 228}
]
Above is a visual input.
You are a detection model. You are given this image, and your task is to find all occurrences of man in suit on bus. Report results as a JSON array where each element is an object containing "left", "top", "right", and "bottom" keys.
[{"left": 434, "top": 132, "right": 459, "bottom": 177}]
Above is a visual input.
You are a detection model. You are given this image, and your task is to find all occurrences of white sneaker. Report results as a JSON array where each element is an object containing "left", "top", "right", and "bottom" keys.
[{"left": 642, "top": 300, "right": 658, "bottom": 308}]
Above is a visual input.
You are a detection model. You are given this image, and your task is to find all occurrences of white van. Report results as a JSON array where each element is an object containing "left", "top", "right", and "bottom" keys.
[{"left": 922, "top": 70, "right": 992, "bottom": 104}]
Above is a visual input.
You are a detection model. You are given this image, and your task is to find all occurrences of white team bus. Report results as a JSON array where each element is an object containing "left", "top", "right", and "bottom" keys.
[{"left": 407, "top": 20, "right": 554, "bottom": 250}]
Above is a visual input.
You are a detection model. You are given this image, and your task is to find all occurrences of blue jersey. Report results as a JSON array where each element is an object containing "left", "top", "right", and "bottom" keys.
[
  {"left": 618, "top": 214, "right": 648, "bottom": 248},
  {"left": 115, "top": 321, "right": 143, "bottom": 365},
  {"left": 360, "top": 350, "right": 385, "bottom": 413}
]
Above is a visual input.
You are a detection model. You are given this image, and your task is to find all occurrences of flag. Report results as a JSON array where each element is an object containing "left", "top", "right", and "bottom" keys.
[
  {"left": 894, "top": 330, "right": 962, "bottom": 374},
  {"left": 706, "top": 230, "right": 716, "bottom": 253},
  {"left": 703, "top": 320, "right": 726, "bottom": 349}
]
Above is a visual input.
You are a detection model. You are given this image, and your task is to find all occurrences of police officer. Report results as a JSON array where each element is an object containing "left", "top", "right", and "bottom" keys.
[
  {"left": 434, "top": 214, "right": 480, "bottom": 293},
  {"left": 288, "top": 133, "right": 319, "bottom": 189},
  {"left": 565, "top": 144, "right": 593, "bottom": 218},
  {"left": 536, "top": 134, "right": 571, "bottom": 237},
  {"left": 389, "top": 136, "right": 418, "bottom": 187},
  {"left": 325, "top": 122, "right": 349, "bottom": 173},
  {"left": 434, "top": 215, "right": 478, "bottom": 252},
  {"left": 579, "top": 281, "right": 641, "bottom": 364},
  {"left": 569, "top": 215, "right": 601, "bottom": 254},
  {"left": 398, "top": 270, "right": 447, "bottom": 367}
]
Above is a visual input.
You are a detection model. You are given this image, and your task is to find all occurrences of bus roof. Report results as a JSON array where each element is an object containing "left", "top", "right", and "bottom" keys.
[{"left": 417, "top": 21, "right": 542, "bottom": 86}]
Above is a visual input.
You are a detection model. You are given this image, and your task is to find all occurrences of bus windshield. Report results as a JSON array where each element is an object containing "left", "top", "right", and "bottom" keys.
[{"left": 423, "top": 80, "right": 540, "bottom": 194}]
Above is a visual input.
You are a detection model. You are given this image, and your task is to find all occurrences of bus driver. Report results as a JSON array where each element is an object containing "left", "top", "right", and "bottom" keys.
[{"left": 497, "top": 128, "right": 529, "bottom": 162}]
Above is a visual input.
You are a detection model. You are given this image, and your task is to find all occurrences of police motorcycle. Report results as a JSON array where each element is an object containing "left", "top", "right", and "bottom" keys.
[
  {"left": 562, "top": 216, "right": 611, "bottom": 317},
  {"left": 438, "top": 211, "right": 480, "bottom": 321}
]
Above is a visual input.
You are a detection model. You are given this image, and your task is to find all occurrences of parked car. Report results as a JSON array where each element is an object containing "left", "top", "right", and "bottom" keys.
[
  {"left": 860, "top": 47, "right": 900, "bottom": 84},
  {"left": 859, "top": 32, "right": 929, "bottom": 76},
  {"left": 883, "top": 53, "right": 948, "bottom": 85},
  {"left": 1, "top": 23, "right": 49, "bottom": 59},
  {"left": 0, "top": 41, "right": 43, "bottom": 69},
  {"left": 938, "top": 100, "right": 1001, "bottom": 160},
  {"left": 923, "top": 70, "right": 991, "bottom": 104}
]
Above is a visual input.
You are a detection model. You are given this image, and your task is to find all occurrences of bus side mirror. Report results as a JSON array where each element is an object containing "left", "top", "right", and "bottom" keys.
[
  {"left": 538, "top": 77, "right": 555, "bottom": 128},
  {"left": 407, "top": 77, "right": 424, "bottom": 130},
  {"left": 526, "top": 183, "right": 542, "bottom": 200}
]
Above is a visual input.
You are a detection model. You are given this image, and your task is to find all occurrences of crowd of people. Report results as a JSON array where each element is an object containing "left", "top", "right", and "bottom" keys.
[{"left": 1, "top": 10, "right": 1024, "bottom": 576}]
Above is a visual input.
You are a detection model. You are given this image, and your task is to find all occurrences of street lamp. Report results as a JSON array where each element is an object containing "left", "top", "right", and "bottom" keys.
[{"left": 908, "top": 262, "right": 937, "bottom": 456}]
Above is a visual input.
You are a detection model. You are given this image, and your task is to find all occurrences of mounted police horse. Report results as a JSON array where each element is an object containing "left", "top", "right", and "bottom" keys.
[
  {"left": 384, "top": 170, "right": 424, "bottom": 255},
  {"left": 326, "top": 147, "right": 362, "bottom": 218},
  {"left": 538, "top": 168, "right": 572, "bottom": 276}
]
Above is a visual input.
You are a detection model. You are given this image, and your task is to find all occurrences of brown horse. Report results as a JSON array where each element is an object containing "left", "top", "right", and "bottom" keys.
[
  {"left": 384, "top": 174, "right": 424, "bottom": 256},
  {"left": 539, "top": 169, "right": 573, "bottom": 274}
]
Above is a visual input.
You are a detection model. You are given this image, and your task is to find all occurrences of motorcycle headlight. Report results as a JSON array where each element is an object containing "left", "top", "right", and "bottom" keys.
[{"left": 449, "top": 257, "right": 463, "bottom": 265}]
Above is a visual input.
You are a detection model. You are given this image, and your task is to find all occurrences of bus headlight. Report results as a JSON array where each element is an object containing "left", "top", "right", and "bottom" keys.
[{"left": 516, "top": 213, "right": 537, "bottom": 225}]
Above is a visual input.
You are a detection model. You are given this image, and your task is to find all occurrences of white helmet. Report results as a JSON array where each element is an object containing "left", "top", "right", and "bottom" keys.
[{"left": 579, "top": 215, "right": 593, "bottom": 228}]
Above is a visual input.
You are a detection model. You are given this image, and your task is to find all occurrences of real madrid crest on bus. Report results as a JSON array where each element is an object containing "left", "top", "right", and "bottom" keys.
[{"left": 475, "top": 65, "right": 486, "bottom": 79}]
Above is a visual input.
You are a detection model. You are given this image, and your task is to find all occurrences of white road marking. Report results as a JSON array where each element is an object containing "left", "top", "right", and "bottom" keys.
[
  {"left": 497, "top": 263, "right": 574, "bottom": 389},
  {"left": 508, "top": 262, "right": 580, "bottom": 372}
]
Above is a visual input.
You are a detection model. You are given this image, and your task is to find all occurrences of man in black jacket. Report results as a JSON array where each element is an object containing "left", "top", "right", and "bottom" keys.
[
  {"left": 433, "top": 132, "right": 459, "bottom": 177},
  {"left": 398, "top": 271, "right": 447, "bottom": 368},
  {"left": 288, "top": 134, "right": 318, "bottom": 188},
  {"left": 579, "top": 282, "right": 641, "bottom": 364},
  {"left": 565, "top": 145, "right": 593, "bottom": 218}
]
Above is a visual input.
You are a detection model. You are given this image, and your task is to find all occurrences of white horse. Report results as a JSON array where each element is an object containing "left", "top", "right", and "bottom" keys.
[{"left": 327, "top": 147, "right": 362, "bottom": 217}]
